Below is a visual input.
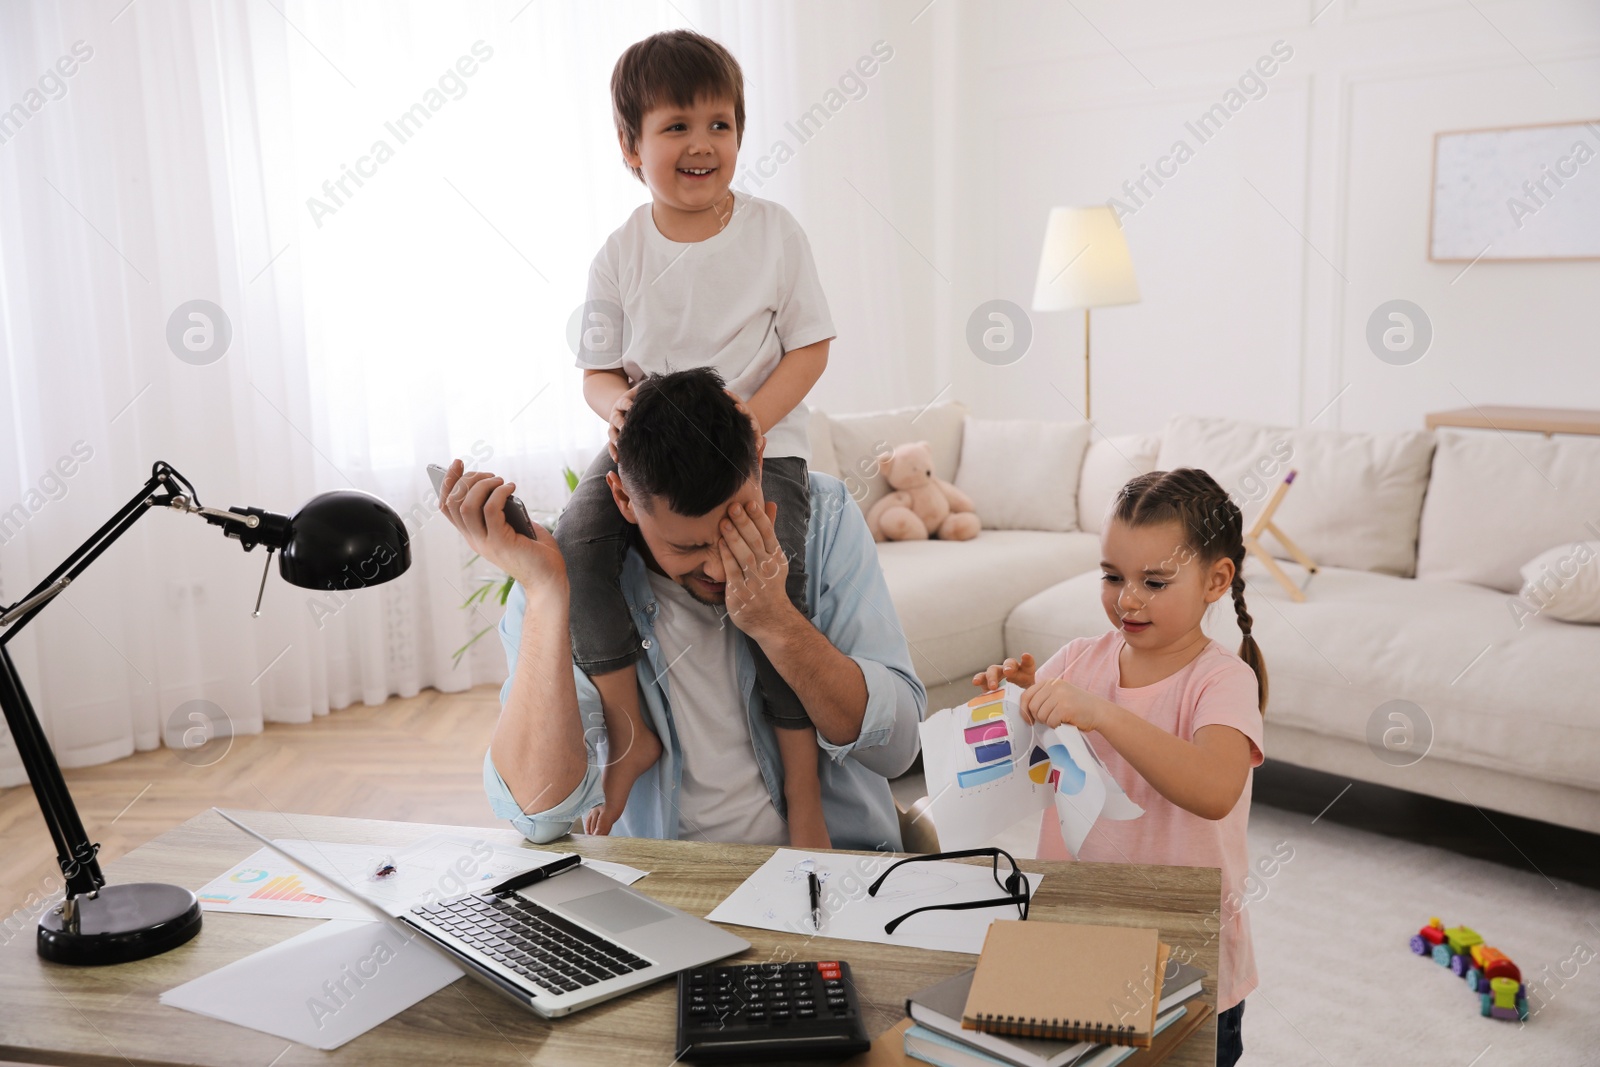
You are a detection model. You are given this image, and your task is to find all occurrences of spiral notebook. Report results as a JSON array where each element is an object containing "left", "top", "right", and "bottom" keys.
[{"left": 962, "top": 922, "right": 1169, "bottom": 1049}]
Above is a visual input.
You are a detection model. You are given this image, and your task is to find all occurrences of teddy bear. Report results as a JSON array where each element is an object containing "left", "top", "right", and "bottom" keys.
[{"left": 865, "top": 441, "right": 981, "bottom": 542}]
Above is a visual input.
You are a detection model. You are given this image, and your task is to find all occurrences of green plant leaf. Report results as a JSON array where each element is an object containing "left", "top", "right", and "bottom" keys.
[{"left": 452, "top": 623, "right": 498, "bottom": 667}]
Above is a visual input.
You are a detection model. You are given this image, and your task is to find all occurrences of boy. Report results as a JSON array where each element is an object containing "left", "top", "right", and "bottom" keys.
[{"left": 556, "top": 29, "right": 835, "bottom": 846}]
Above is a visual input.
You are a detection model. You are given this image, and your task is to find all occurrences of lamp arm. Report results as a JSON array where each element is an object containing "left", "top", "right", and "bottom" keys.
[
  {"left": 0, "top": 460, "right": 262, "bottom": 900},
  {"left": 0, "top": 461, "right": 273, "bottom": 640}
]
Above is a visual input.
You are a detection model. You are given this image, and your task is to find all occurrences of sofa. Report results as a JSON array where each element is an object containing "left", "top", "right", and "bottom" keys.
[{"left": 806, "top": 404, "right": 1600, "bottom": 834}]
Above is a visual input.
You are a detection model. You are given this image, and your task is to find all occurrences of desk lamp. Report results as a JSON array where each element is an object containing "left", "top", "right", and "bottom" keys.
[{"left": 0, "top": 461, "right": 410, "bottom": 964}]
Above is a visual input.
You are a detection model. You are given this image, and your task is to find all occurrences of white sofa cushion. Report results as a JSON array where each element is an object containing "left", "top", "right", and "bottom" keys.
[
  {"left": 815, "top": 402, "right": 967, "bottom": 518},
  {"left": 1155, "top": 415, "right": 1435, "bottom": 577},
  {"left": 1515, "top": 541, "right": 1600, "bottom": 625},
  {"left": 876, "top": 530, "right": 1100, "bottom": 694},
  {"left": 953, "top": 417, "right": 1091, "bottom": 531},
  {"left": 1077, "top": 432, "right": 1163, "bottom": 535},
  {"left": 1006, "top": 561, "right": 1600, "bottom": 789},
  {"left": 1416, "top": 429, "right": 1600, "bottom": 593}
]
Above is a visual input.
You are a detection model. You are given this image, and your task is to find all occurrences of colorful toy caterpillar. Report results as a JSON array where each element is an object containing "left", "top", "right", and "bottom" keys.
[{"left": 1409, "top": 917, "right": 1529, "bottom": 1021}]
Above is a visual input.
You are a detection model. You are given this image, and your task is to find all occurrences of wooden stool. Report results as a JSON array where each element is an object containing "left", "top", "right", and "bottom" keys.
[{"left": 1245, "top": 470, "right": 1318, "bottom": 602}]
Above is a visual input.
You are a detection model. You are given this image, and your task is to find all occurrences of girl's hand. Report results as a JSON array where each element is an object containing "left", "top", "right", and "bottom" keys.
[
  {"left": 606, "top": 384, "right": 641, "bottom": 461},
  {"left": 971, "top": 653, "right": 1036, "bottom": 692},
  {"left": 1020, "top": 678, "right": 1107, "bottom": 733}
]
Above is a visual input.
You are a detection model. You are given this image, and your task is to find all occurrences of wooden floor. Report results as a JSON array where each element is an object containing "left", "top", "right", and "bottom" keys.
[{"left": 0, "top": 685, "right": 506, "bottom": 915}]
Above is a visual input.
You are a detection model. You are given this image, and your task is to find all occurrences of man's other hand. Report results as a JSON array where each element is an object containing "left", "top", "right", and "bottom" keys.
[{"left": 718, "top": 500, "right": 791, "bottom": 640}]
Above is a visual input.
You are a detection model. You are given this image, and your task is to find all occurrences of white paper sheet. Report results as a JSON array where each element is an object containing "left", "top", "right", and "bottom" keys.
[
  {"left": 705, "top": 849, "right": 1042, "bottom": 956},
  {"left": 160, "top": 919, "right": 462, "bottom": 1050},
  {"left": 582, "top": 857, "right": 650, "bottom": 886},
  {"left": 199, "top": 834, "right": 649, "bottom": 921},
  {"left": 920, "top": 684, "right": 1142, "bottom": 856},
  {"left": 195, "top": 844, "right": 371, "bottom": 920}
]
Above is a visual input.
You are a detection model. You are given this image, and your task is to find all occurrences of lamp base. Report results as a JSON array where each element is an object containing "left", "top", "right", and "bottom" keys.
[{"left": 37, "top": 882, "right": 202, "bottom": 965}]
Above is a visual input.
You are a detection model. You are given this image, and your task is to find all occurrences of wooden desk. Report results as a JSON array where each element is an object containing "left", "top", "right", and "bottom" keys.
[
  {"left": 0, "top": 811, "right": 1220, "bottom": 1066},
  {"left": 1426, "top": 405, "right": 1600, "bottom": 437}
]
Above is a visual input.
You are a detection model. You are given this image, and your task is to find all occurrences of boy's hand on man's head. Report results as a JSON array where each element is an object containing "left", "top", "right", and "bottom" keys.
[
  {"left": 725, "top": 389, "right": 764, "bottom": 446},
  {"left": 606, "top": 384, "right": 641, "bottom": 461}
]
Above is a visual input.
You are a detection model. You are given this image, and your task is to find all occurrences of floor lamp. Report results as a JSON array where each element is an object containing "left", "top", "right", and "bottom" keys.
[
  {"left": 1031, "top": 205, "right": 1141, "bottom": 421},
  {"left": 0, "top": 461, "right": 410, "bottom": 965}
]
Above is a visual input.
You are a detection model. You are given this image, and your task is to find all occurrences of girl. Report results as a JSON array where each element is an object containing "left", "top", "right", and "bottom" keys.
[{"left": 972, "top": 468, "right": 1267, "bottom": 1067}]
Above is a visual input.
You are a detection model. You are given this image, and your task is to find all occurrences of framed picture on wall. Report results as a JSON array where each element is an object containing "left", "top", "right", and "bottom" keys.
[{"left": 1429, "top": 118, "right": 1600, "bottom": 262}]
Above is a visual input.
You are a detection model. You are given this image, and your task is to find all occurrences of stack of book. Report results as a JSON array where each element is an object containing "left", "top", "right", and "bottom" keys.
[{"left": 900, "top": 922, "right": 1212, "bottom": 1067}]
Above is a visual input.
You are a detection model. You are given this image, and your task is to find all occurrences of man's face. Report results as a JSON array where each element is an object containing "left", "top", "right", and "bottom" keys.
[
  {"left": 608, "top": 471, "right": 765, "bottom": 607},
  {"left": 621, "top": 94, "right": 739, "bottom": 216}
]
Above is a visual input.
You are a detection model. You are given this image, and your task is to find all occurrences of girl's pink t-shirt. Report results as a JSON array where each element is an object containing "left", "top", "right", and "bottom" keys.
[{"left": 1033, "top": 630, "right": 1265, "bottom": 1010}]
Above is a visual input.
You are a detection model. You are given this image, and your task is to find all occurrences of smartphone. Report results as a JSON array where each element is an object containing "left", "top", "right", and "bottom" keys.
[{"left": 427, "top": 463, "right": 540, "bottom": 540}]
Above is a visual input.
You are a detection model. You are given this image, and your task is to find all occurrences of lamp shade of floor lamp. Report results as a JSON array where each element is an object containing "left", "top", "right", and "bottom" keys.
[{"left": 1031, "top": 205, "right": 1141, "bottom": 421}]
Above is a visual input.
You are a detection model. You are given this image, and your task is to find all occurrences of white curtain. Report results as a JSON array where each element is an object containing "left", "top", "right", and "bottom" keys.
[{"left": 0, "top": 0, "right": 918, "bottom": 783}]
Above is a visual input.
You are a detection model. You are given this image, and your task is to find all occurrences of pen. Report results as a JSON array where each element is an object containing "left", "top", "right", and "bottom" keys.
[
  {"left": 808, "top": 869, "right": 823, "bottom": 931},
  {"left": 487, "top": 853, "right": 582, "bottom": 896}
]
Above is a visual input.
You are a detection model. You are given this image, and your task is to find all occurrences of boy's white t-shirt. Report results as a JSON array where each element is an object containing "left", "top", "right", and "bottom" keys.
[{"left": 579, "top": 192, "right": 836, "bottom": 462}]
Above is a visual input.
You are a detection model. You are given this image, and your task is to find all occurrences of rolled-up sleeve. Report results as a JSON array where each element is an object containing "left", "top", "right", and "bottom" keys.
[
  {"left": 809, "top": 481, "right": 925, "bottom": 779},
  {"left": 485, "top": 583, "right": 606, "bottom": 843},
  {"left": 483, "top": 747, "right": 599, "bottom": 845}
]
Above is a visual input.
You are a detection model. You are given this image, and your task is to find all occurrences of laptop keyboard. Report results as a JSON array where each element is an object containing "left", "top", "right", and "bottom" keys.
[{"left": 412, "top": 893, "right": 652, "bottom": 995}]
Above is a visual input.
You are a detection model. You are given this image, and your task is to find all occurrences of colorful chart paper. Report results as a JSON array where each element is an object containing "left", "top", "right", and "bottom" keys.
[
  {"left": 964, "top": 722, "right": 1008, "bottom": 745},
  {"left": 1045, "top": 743, "right": 1087, "bottom": 795},
  {"left": 919, "top": 683, "right": 1144, "bottom": 857}
]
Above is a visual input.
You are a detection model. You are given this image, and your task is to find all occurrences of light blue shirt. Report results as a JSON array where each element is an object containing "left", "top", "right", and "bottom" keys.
[{"left": 483, "top": 473, "right": 925, "bottom": 851}]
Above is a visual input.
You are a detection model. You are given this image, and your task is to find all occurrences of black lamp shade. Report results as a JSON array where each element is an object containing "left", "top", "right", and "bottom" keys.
[{"left": 278, "top": 489, "right": 411, "bottom": 591}]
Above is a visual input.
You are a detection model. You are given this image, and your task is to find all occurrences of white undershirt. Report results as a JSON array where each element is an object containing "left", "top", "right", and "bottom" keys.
[{"left": 644, "top": 568, "right": 787, "bottom": 845}]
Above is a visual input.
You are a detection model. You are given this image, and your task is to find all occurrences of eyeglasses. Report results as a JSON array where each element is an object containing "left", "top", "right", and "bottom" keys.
[{"left": 867, "top": 847, "right": 1031, "bottom": 935}]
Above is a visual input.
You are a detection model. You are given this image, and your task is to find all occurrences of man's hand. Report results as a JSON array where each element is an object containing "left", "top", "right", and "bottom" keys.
[
  {"left": 718, "top": 500, "right": 793, "bottom": 640},
  {"left": 1019, "top": 677, "right": 1111, "bottom": 734},
  {"left": 606, "top": 384, "right": 641, "bottom": 461},
  {"left": 437, "top": 460, "right": 565, "bottom": 593}
]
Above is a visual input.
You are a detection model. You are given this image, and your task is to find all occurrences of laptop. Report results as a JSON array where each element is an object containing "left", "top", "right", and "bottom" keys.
[{"left": 213, "top": 808, "right": 749, "bottom": 1018}]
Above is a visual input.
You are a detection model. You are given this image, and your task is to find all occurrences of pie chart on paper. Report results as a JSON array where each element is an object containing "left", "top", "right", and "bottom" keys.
[{"left": 1045, "top": 744, "right": 1088, "bottom": 795}]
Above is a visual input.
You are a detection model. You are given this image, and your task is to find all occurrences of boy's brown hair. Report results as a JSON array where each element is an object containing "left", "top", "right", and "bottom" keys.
[{"left": 611, "top": 30, "right": 745, "bottom": 184}]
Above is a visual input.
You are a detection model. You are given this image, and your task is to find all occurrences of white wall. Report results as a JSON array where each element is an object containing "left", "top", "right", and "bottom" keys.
[{"left": 873, "top": 0, "right": 1600, "bottom": 437}]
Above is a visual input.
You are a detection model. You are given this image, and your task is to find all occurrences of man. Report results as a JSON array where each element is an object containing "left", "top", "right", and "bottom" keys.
[{"left": 438, "top": 368, "right": 923, "bottom": 851}]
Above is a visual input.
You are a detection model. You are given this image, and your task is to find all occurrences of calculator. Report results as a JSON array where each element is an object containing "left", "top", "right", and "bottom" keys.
[{"left": 675, "top": 960, "right": 871, "bottom": 1062}]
